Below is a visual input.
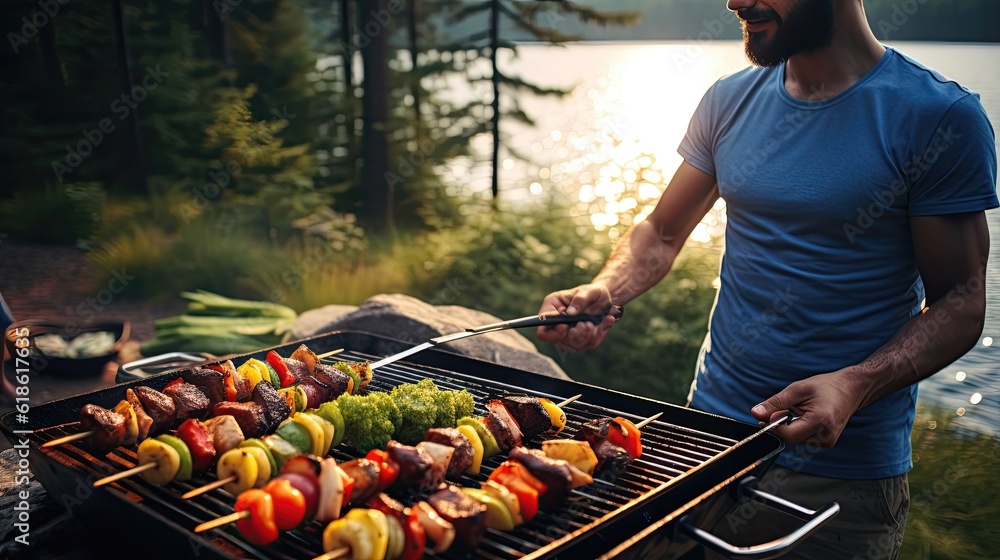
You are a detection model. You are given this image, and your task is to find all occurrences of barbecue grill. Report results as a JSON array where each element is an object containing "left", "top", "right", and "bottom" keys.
[{"left": 2, "top": 331, "right": 837, "bottom": 559}]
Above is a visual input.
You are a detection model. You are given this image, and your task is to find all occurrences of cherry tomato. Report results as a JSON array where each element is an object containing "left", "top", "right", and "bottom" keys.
[
  {"left": 234, "top": 489, "right": 279, "bottom": 545},
  {"left": 263, "top": 477, "right": 307, "bottom": 530},
  {"left": 274, "top": 473, "right": 319, "bottom": 520},
  {"left": 365, "top": 449, "right": 400, "bottom": 490},
  {"left": 266, "top": 351, "right": 297, "bottom": 387},
  {"left": 608, "top": 417, "right": 642, "bottom": 459},
  {"left": 401, "top": 508, "right": 427, "bottom": 560}
]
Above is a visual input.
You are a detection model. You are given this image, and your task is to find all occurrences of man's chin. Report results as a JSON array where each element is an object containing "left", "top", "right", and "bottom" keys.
[{"left": 745, "top": 39, "right": 786, "bottom": 68}]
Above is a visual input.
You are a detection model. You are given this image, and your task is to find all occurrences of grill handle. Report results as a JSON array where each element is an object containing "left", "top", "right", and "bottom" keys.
[{"left": 677, "top": 476, "right": 840, "bottom": 560}]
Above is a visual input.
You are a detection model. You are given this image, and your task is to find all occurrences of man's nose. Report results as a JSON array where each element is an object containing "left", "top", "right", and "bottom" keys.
[{"left": 727, "top": 0, "right": 756, "bottom": 12}]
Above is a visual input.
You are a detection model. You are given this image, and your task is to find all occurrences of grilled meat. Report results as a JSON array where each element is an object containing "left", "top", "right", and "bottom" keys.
[
  {"left": 204, "top": 415, "right": 244, "bottom": 454},
  {"left": 509, "top": 447, "right": 573, "bottom": 509},
  {"left": 484, "top": 401, "right": 523, "bottom": 451},
  {"left": 423, "top": 428, "right": 474, "bottom": 479},
  {"left": 283, "top": 358, "right": 310, "bottom": 384},
  {"left": 162, "top": 382, "right": 210, "bottom": 420},
  {"left": 125, "top": 388, "right": 154, "bottom": 440},
  {"left": 181, "top": 367, "right": 227, "bottom": 404},
  {"left": 213, "top": 401, "right": 268, "bottom": 439},
  {"left": 339, "top": 458, "right": 381, "bottom": 503},
  {"left": 312, "top": 363, "right": 351, "bottom": 397},
  {"left": 134, "top": 386, "right": 177, "bottom": 432},
  {"left": 251, "top": 380, "right": 291, "bottom": 431},
  {"left": 386, "top": 440, "right": 433, "bottom": 488},
  {"left": 298, "top": 377, "right": 333, "bottom": 410},
  {"left": 497, "top": 395, "right": 550, "bottom": 439},
  {"left": 416, "top": 442, "right": 453, "bottom": 487},
  {"left": 574, "top": 418, "right": 629, "bottom": 472},
  {"left": 79, "top": 404, "right": 126, "bottom": 453},
  {"left": 427, "top": 485, "right": 487, "bottom": 551}
]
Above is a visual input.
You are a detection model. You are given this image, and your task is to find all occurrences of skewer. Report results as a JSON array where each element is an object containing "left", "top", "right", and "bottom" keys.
[
  {"left": 93, "top": 462, "right": 157, "bottom": 487},
  {"left": 182, "top": 476, "right": 236, "bottom": 499},
  {"left": 635, "top": 412, "right": 663, "bottom": 430},
  {"left": 317, "top": 348, "right": 346, "bottom": 360},
  {"left": 312, "top": 547, "right": 351, "bottom": 560},
  {"left": 556, "top": 394, "right": 582, "bottom": 408},
  {"left": 195, "top": 510, "right": 250, "bottom": 533},
  {"left": 42, "top": 431, "right": 93, "bottom": 448}
]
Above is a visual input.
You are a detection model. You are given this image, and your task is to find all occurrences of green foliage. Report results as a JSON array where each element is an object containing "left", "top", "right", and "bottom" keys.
[
  {"left": 0, "top": 184, "right": 106, "bottom": 245},
  {"left": 902, "top": 408, "right": 1000, "bottom": 559}
]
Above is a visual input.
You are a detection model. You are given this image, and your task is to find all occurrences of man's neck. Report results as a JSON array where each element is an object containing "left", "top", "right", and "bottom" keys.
[{"left": 784, "top": 3, "right": 885, "bottom": 101}]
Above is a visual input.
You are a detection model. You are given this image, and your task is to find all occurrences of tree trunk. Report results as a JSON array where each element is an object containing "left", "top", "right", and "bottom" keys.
[
  {"left": 407, "top": 0, "right": 422, "bottom": 142},
  {"left": 360, "top": 0, "right": 392, "bottom": 233},
  {"left": 489, "top": 0, "right": 500, "bottom": 202},
  {"left": 111, "top": 0, "right": 147, "bottom": 192}
]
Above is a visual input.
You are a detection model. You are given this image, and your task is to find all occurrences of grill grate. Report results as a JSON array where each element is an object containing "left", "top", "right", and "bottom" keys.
[{"left": 27, "top": 349, "right": 738, "bottom": 560}]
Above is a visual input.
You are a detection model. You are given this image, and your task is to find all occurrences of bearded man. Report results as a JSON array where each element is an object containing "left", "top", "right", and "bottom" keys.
[{"left": 537, "top": 1, "right": 998, "bottom": 558}]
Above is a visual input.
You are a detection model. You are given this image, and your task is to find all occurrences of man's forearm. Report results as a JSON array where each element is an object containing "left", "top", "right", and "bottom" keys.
[
  {"left": 843, "top": 285, "right": 985, "bottom": 411},
  {"left": 592, "top": 219, "right": 682, "bottom": 305}
]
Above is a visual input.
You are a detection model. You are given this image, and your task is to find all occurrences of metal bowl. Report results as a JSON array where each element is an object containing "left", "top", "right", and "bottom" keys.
[{"left": 4, "top": 320, "right": 130, "bottom": 376}]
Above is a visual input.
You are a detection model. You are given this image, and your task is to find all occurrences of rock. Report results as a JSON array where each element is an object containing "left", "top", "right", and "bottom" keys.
[{"left": 289, "top": 294, "right": 569, "bottom": 380}]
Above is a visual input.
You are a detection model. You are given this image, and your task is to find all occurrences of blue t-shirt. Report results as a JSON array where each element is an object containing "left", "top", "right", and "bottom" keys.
[{"left": 679, "top": 47, "right": 998, "bottom": 479}]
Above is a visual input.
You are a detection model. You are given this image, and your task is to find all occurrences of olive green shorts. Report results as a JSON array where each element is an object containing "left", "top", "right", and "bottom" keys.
[{"left": 704, "top": 466, "right": 909, "bottom": 560}]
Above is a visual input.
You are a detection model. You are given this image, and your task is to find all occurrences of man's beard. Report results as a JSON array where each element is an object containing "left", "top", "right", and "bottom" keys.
[{"left": 742, "top": 0, "right": 836, "bottom": 67}]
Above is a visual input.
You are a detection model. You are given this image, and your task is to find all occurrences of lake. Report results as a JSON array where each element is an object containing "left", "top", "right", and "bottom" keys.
[{"left": 488, "top": 41, "right": 1000, "bottom": 435}]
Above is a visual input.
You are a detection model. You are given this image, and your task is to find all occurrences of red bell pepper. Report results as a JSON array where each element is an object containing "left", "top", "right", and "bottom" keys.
[
  {"left": 234, "top": 489, "right": 279, "bottom": 545},
  {"left": 488, "top": 461, "right": 542, "bottom": 521},
  {"left": 608, "top": 417, "right": 642, "bottom": 459},
  {"left": 401, "top": 507, "right": 427, "bottom": 560},
  {"left": 163, "top": 377, "right": 184, "bottom": 391},
  {"left": 175, "top": 419, "right": 216, "bottom": 473},
  {"left": 263, "top": 477, "right": 307, "bottom": 531},
  {"left": 266, "top": 350, "right": 297, "bottom": 388},
  {"left": 365, "top": 449, "right": 400, "bottom": 491}
]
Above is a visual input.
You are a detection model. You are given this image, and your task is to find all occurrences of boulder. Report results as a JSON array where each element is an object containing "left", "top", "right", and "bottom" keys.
[{"left": 289, "top": 294, "right": 569, "bottom": 380}]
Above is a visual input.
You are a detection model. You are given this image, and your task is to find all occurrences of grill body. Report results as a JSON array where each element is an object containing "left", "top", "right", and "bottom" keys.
[{"left": 2, "top": 331, "right": 785, "bottom": 559}]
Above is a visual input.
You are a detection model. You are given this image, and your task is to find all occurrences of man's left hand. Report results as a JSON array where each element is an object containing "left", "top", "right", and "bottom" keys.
[{"left": 751, "top": 370, "right": 869, "bottom": 448}]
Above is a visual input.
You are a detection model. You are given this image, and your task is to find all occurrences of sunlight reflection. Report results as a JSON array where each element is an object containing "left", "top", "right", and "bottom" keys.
[
  {"left": 956, "top": 371, "right": 967, "bottom": 381},
  {"left": 970, "top": 393, "right": 983, "bottom": 405}
]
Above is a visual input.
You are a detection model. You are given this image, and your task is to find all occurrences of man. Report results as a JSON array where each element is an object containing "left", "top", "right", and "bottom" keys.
[{"left": 537, "top": 1, "right": 997, "bottom": 558}]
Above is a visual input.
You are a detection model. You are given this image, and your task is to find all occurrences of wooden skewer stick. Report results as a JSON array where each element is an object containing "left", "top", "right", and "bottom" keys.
[
  {"left": 42, "top": 431, "right": 93, "bottom": 448},
  {"left": 195, "top": 510, "right": 250, "bottom": 533},
  {"left": 182, "top": 476, "right": 236, "bottom": 499},
  {"left": 93, "top": 462, "right": 157, "bottom": 487},
  {"left": 556, "top": 394, "right": 582, "bottom": 408},
  {"left": 312, "top": 547, "right": 351, "bottom": 560},
  {"left": 635, "top": 412, "right": 663, "bottom": 430},
  {"left": 317, "top": 348, "right": 346, "bottom": 360}
]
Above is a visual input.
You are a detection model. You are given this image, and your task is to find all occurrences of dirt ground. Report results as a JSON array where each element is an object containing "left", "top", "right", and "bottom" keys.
[{"left": 0, "top": 239, "right": 186, "bottom": 448}]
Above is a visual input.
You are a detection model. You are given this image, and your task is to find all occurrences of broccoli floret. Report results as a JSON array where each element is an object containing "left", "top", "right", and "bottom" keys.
[
  {"left": 336, "top": 393, "right": 394, "bottom": 452},
  {"left": 452, "top": 389, "right": 474, "bottom": 420},
  {"left": 391, "top": 381, "right": 439, "bottom": 445},
  {"left": 367, "top": 391, "right": 401, "bottom": 427},
  {"left": 432, "top": 390, "right": 458, "bottom": 427}
]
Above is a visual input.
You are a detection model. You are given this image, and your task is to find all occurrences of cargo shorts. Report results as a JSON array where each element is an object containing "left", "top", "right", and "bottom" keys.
[{"left": 704, "top": 466, "right": 909, "bottom": 560}]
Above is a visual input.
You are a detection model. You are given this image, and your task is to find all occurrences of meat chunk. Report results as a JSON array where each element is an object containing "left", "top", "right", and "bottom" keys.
[
  {"left": 339, "top": 458, "right": 381, "bottom": 504},
  {"left": 423, "top": 428, "right": 474, "bottom": 479},
  {"left": 135, "top": 386, "right": 176, "bottom": 432},
  {"left": 386, "top": 440, "right": 433, "bottom": 488},
  {"left": 497, "top": 395, "right": 550, "bottom": 440},
  {"left": 427, "top": 485, "right": 486, "bottom": 551},
  {"left": 205, "top": 415, "right": 245, "bottom": 454},
  {"left": 79, "top": 404, "right": 126, "bottom": 454},
  {"left": 126, "top": 388, "right": 154, "bottom": 440},
  {"left": 312, "top": 364, "right": 351, "bottom": 398},
  {"left": 163, "top": 382, "right": 211, "bottom": 420},
  {"left": 299, "top": 377, "right": 334, "bottom": 410},
  {"left": 283, "top": 359, "right": 310, "bottom": 384},
  {"left": 509, "top": 447, "right": 573, "bottom": 509},
  {"left": 483, "top": 401, "right": 522, "bottom": 451},
  {"left": 181, "top": 367, "right": 227, "bottom": 404},
  {"left": 213, "top": 401, "right": 268, "bottom": 439},
  {"left": 252, "top": 380, "right": 291, "bottom": 432},
  {"left": 574, "top": 418, "right": 630, "bottom": 473}
]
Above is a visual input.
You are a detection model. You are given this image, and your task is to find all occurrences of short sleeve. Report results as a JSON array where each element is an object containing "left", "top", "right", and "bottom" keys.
[
  {"left": 909, "top": 94, "right": 999, "bottom": 216},
  {"left": 677, "top": 84, "right": 719, "bottom": 177}
]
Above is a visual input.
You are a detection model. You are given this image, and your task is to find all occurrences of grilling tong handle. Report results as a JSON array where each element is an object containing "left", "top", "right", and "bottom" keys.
[
  {"left": 466, "top": 305, "right": 623, "bottom": 334},
  {"left": 677, "top": 476, "right": 840, "bottom": 559}
]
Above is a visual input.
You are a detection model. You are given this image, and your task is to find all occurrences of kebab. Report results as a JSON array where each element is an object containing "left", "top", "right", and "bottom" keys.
[
  {"left": 205, "top": 415, "right": 655, "bottom": 559},
  {"left": 45, "top": 346, "right": 351, "bottom": 454}
]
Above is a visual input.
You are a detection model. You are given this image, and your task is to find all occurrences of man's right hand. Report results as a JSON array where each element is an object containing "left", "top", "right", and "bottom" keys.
[{"left": 536, "top": 283, "right": 618, "bottom": 351}]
